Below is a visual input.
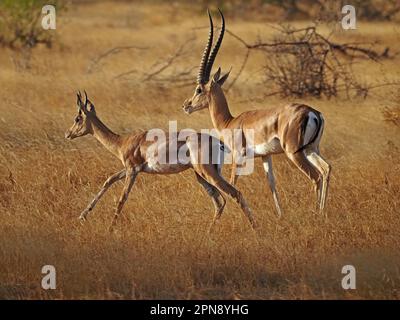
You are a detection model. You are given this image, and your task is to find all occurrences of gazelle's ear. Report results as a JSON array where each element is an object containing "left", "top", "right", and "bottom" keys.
[
  {"left": 87, "top": 100, "right": 96, "bottom": 113},
  {"left": 211, "top": 67, "right": 222, "bottom": 85},
  {"left": 217, "top": 67, "right": 231, "bottom": 87}
]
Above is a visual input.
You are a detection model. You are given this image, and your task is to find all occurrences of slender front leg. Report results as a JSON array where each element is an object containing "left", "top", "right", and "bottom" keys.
[
  {"left": 230, "top": 131, "right": 247, "bottom": 185},
  {"left": 230, "top": 163, "right": 238, "bottom": 185},
  {"left": 229, "top": 150, "right": 240, "bottom": 186},
  {"left": 262, "top": 156, "right": 282, "bottom": 217},
  {"left": 79, "top": 169, "right": 126, "bottom": 221},
  {"left": 109, "top": 169, "right": 138, "bottom": 231}
]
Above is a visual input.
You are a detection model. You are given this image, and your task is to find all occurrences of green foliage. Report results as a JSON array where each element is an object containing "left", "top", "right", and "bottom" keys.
[{"left": 0, "top": 0, "right": 64, "bottom": 49}]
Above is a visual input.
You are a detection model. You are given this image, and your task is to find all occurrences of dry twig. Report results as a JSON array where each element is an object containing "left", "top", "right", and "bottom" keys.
[
  {"left": 87, "top": 45, "right": 148, "bottom": 74},
  {"left": 222, "top": 24, "right": 394, "bottom": 98}
]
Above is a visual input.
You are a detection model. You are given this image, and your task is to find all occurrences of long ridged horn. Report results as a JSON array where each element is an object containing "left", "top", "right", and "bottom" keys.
[
  {"left": 204, "top": 8, "right": 225, "bottom": 83},
  {"left": 197, "top": 9, "right": 214, "bottom": 84}
]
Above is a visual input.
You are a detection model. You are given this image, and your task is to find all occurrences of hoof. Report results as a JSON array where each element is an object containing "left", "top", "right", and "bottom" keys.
[{"left": 78, "top": 214, "right": 87, "bottom": 224}]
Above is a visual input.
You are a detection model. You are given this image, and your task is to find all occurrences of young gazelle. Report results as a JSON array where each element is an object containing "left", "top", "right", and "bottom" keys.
[
  {"left": 65, "top": 92, "right": 256, "bottom": 230},
  {"left": 182, "top": 10, "right": 331, "bottom": 216}
]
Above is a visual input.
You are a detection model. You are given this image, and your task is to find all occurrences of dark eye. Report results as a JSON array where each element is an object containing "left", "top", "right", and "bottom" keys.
[
  {"left": 75, "top": 116, "right": 80, "bottom": 123},
  {"left": 196, "top": 87, "right": 202, "bottom": 94}
]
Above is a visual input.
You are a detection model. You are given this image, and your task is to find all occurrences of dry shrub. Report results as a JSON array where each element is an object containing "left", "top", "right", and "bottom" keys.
[
  {"left": 264, "top": 30, "right": 337, "bottom": 98},
  {"left": 263, "top": 24, "right": 387, "bottom": 99}
]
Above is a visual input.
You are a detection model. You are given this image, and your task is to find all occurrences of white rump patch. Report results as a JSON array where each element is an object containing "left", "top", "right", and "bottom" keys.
[{"left": 304, "top": 112, "right": 318, "bottom": 146}]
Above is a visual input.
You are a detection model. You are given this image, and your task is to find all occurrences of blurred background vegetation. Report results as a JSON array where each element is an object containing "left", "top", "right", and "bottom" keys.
[
  {"left": 0, "top": 0, "right": 64, "bottom": 49},
  {"left": 1, "top": 0, "right": 399, "bottom": 50},
  {"left": 183, "top": 0, "right": 400, "bottom": 21}
]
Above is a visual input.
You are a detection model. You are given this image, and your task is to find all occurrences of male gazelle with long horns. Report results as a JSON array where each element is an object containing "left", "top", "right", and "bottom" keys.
[
  {"left": 182, "top": 9, "right": 331, "bottom": 216},
  {"left": 65, "top": 91, "right": 256, "bottom": 230}
]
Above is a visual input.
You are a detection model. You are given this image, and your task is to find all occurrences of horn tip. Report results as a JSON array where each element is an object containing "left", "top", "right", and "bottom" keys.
[
  {"left": 207, "top": 8, "right": 212, "bottom": 20},
  {"left": 218, "top": 8, "right": 225, "bottom": 21}
]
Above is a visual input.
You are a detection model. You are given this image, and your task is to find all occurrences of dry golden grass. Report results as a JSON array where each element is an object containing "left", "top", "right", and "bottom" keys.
[{"left": 0, "top": 1, "right": 399, "bottom": 299}]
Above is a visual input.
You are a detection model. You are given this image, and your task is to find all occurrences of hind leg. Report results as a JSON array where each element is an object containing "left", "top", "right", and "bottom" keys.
[
  {"left": 305, "top": 151, "right": 331, "bottom": 214},
  {"left": 195, "top": 164, "right": 256, "bottom": 229},
  {"left": 286, "top": 151, "right": 322, "bottom": 213},
  {"left": 262, "top": 156, "right": 282, "bottom": 217},
  {"left": 194, "top": 172, "right": 226, "bottom": 232}
]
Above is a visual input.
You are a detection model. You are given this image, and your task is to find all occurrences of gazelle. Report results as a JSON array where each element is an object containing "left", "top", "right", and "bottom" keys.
[
  {"left": 182, "top": 9, "right": 331, "bottom": 216},
  {"left": 65, "top": 91, "right": 256, "bottom": 230}
]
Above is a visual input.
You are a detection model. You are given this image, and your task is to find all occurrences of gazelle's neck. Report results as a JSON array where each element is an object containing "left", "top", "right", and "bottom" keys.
[
  {"left": 90, "top": 116, "right": 121, "bottom": 158},
  {"left": 209, "top": 85, "right": 233, "bottom": 131}
]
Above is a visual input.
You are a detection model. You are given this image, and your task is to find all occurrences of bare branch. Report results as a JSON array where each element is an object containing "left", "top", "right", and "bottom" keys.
[
  {"left": 87, "top": 45, "right": 148, "bottom": 74},
  {"left": 113, "top": 37, "right": 197, "bottom": 87},
  {"left": 221, "top": 24, "right": 394, "bottom": 98},
  {"left": 142, "top": 40, "right": 191, "bottom": 82},
  {"left": 226, "top": 48, "right": 250, "bottom": 92}
]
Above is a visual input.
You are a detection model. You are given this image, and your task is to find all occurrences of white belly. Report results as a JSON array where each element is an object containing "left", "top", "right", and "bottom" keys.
[
  {"left": 143, "top": 160, "right": 187, "bottom": 174},
  {"left": 250, "top": 138, "right": 283, "bottom": 156},
  {"left": 142, "top": 140, "right": 189, "bottom": 174}
]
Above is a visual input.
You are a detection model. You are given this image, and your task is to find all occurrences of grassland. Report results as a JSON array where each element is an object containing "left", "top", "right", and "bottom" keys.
[{"left": 0, "top": 1, "right": 399, "bottom": 299}]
